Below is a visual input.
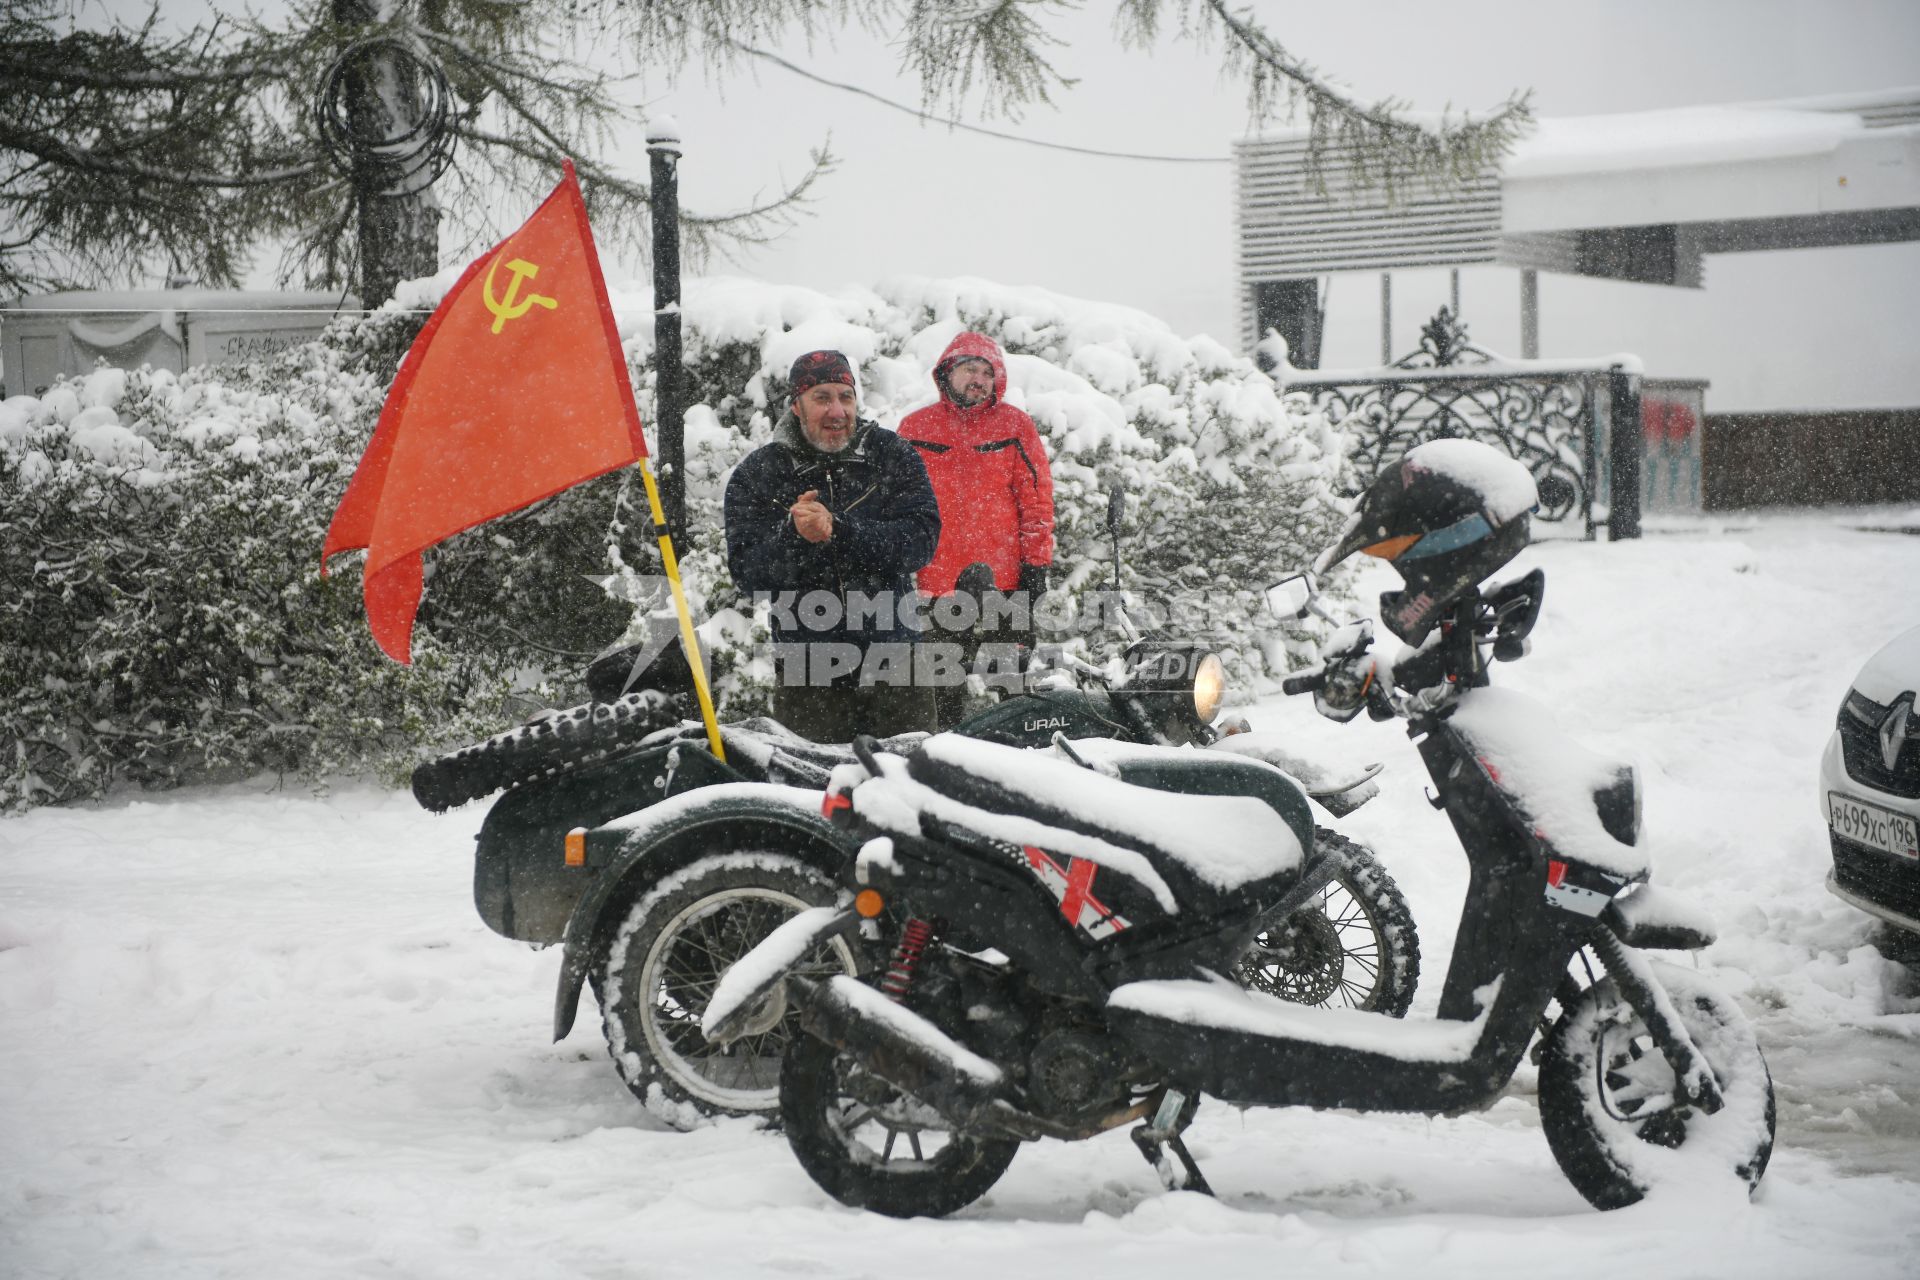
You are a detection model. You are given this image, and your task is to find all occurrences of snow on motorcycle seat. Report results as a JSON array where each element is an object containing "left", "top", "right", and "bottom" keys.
[{"left": 851, "top": 733, "right": 1307, "bottom": 919}]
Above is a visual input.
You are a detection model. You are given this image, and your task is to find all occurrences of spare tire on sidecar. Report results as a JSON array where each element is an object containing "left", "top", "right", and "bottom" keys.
[{"left": 410, "top": 630, "right": 702, "bottom": 814}]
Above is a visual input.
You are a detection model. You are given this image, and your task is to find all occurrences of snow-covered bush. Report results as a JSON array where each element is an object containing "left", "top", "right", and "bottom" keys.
[
  {"left": 3, "top": 289, "right": 718, "bottom": 811},
  {"left": 0, "top": 314, "right": 633, "bottom": 811},
  {"left": 2, "top": 274, "right": 1352, "bottom": 810}
]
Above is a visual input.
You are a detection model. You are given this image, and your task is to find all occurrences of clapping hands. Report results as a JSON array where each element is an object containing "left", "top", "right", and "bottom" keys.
[{"left": 791, "top": 490, "right": 834, "bottom": 543}]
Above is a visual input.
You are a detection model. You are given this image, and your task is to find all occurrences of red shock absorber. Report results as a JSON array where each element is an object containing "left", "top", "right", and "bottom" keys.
[{"left": 879, "top": 917, "right": 934, "bottom": 1002}]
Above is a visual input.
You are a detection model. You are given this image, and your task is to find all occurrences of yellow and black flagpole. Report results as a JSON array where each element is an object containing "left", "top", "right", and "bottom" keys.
[{"left": 633, "top": 458, "right": 726, "bottom": 763}]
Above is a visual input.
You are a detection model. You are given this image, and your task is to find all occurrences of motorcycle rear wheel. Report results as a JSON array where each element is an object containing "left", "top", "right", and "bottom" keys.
[
  {"left": 1234, "top": 829, "right": 1420, "bottom": 1017},
  {"left": 1539, "top": 960, "right": 1775, "bottom": 1210},
  {"left": 781, "top": 1026, "right": 1020, "bottom": 1218},
  {"left": 600, "top": 853, "right": 859, "bottom": 1129}
]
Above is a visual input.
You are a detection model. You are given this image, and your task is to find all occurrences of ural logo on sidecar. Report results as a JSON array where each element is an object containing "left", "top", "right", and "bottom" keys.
[
  {"left": 1023, "top": 846, "right": 1130, "bottom": 939},
  {"left": 1024, "top": 716, "right": 1070, "bottom": 732}
]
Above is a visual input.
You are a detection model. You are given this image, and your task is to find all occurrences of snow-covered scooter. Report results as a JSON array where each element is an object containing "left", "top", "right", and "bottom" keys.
[{"left": 705, "top": 440, "right": 1775, "bottom": 1216}]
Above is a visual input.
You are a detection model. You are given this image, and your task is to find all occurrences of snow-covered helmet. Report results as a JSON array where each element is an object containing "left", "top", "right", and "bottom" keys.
[{"left": 1317, "top": 440, "right": 1538, "bottom": 644}]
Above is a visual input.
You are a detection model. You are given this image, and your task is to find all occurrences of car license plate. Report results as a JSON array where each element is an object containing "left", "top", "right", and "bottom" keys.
[{"left": 1828, "top": 792, "right": 1920, "bottom": 861}]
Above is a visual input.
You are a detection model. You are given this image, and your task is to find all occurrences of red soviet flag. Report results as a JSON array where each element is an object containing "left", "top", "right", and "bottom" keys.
[{"left": 322, "top": 160, "right": 646, "bottom": 662}]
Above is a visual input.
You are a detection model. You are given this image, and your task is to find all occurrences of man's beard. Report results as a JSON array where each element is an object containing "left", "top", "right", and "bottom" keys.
[{"left": 803, "top": 420, "right": 854, "bottom": 452}]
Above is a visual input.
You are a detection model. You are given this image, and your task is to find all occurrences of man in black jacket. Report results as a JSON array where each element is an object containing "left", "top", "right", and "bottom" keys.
[{"left": 724, "top": 350, "right": 941, "bottom": 740}]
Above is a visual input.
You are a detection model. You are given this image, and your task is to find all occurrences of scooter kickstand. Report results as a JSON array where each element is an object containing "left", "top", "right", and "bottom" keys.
[
  {"left": 1163, "top": 1132, "right": 1213, "bottom": 1197},
  {"left": 1132, "top": 1089, "right": 1214, "bottom": 1197}
]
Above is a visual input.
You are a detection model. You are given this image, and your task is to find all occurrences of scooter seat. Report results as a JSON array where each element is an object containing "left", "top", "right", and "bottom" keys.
[{"left": 891, "top": 733, "right": 1307, "bottom": 918}]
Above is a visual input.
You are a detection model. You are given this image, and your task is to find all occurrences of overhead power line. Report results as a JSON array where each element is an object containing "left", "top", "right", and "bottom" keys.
[{"left": 730, "top": 42, "right": 1232, "bottom": 165}]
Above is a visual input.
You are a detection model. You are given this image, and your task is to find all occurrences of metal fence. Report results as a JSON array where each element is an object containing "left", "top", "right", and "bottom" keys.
[{"left": 1283, "top": 308, "right": 1643, "bottom": 540}]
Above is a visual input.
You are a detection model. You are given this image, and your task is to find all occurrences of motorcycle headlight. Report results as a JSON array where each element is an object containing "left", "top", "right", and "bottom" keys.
[
  {"left": 1125, "top": 642, "right": 1230, "bottom": 731},
  {"left": 1193, "top": 652, "right": 1225, "bottom": 723}
]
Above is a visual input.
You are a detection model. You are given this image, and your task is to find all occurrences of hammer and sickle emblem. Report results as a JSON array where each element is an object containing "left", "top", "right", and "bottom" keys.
[{"left": 482, "top": 256, "right": 558, "bottom": 334}]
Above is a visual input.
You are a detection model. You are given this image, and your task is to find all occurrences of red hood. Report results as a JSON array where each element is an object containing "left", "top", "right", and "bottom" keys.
[{"left": 932, "top": 331, "right": 1008, "bottom": 410}]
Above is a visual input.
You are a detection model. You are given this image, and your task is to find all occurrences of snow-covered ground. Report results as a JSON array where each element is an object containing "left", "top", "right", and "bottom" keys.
[{"left": 4, "top": 515, "right": 1919, "bottom": 1279}]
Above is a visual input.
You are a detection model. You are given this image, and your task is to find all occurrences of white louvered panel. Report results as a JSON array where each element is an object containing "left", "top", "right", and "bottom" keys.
[
  {"left": 1236, "top": 202, "right": 1505, "bottom": 231},
  {"left": 1236, "top": 136, "right": 1502, "bottom": 278},
  {"left": 1244, "top": 226, "right": 1505, "bottom": 256},
  {"left": 1237, "top": 167, "right": 1503, "bottom": 199}
]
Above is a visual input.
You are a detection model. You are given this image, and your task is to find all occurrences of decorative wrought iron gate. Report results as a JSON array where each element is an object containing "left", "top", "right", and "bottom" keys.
[{"left": 1284, "top": 309, "right": 1642, "bottom": 539}]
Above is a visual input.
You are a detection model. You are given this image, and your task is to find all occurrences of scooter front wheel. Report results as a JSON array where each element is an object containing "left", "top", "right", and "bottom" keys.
[
  {"left": 781, "top": 1027, "right": 1019, "bottom": 1218},
  {"left": 1539, "top": 959, "right": 1775, "bottom": 1210}
]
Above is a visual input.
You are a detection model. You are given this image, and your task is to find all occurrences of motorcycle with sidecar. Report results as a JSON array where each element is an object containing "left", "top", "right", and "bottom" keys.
[{"left": 414, "top": 500, "right": 1418, "bottom": 1127}]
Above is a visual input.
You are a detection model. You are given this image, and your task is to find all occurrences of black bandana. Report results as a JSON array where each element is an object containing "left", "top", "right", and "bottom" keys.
[{"left": 789, "top": 350, "right": 856, "bottom": 397}]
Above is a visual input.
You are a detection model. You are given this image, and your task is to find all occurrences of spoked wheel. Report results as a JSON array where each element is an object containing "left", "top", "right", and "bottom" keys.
[
  {"left": 781, "top": 1030, "right": 1019, "bottom": 1218},
  {"left": 601, "top": 853, "right": 858, "bottom": 1127},
  {"left": 1234, "top": 829, "right": 1420, "bottom": 1016},
  {"left": 1540, "top": 959, "right": 1775, "bottom": 1210}
]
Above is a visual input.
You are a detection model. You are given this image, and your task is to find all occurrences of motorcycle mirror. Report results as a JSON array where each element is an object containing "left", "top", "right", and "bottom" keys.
[{"left": 1266, "top": 574, "right": 1315, "bottom": 620}]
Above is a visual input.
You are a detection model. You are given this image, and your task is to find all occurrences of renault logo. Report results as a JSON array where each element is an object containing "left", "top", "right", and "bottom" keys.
[{"left": 1881, "top": 695, "right": 1914, "bottom": 773}]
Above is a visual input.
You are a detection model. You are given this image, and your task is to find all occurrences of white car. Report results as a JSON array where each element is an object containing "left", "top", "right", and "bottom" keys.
[{"left": 1822, "top": 623, "right": 1920, "bottom": 935}]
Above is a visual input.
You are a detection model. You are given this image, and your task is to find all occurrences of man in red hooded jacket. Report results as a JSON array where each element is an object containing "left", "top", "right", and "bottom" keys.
[{"left": 898, "top": 332, "right": 1055, "bottom": 727}]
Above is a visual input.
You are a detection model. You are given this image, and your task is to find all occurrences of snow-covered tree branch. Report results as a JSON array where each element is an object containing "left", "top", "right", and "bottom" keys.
[
  {"left": 610, "top": 0, "right": 1530, "bottom": 179},
  {"left": 0, "top": 0, "right": 833, "bottom": 301}
]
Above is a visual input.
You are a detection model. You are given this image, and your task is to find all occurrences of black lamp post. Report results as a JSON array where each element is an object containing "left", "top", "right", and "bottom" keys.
[{"left": 647, "top": 120, "right": 687, "bottom": 545}]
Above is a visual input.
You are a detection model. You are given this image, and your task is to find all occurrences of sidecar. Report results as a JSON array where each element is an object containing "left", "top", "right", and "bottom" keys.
[
  {"left": 407, "top": 641, "right": 857, "bottom": 1016},
  {"left": 433, "top": 683, "right": 1155, "bottom": 949},
  {"left": 461, "top": 718, "right": 767, "bottom": 946}
]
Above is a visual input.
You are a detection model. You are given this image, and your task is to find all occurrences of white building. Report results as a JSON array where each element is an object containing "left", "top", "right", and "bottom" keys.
[
  {"left": 1236, "top": 88, "right": 1920, "bottom": 365},
  {"left": 1, "top": 289, "right": 354, "bottom": 397}
]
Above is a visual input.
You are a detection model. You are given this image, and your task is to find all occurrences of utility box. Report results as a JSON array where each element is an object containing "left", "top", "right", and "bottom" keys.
[{"left": 1, "top": 290, "right": 354, "bottom": 396}]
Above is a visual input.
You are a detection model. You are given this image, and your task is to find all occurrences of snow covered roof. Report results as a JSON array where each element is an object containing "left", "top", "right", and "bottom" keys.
[
  {"left": 1502, "top": 94, "right": 1900, "bottom": 179},
  {"left": 1501, "top": 87, "right": 1920, "bottom": 240},
  {"left": 1236, "top": 87, "right": 1920, "bottom": 291}
]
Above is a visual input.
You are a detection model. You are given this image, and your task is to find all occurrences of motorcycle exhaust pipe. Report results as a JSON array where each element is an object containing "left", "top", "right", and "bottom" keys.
[
  {"left": 789, "top": 974, "right": 1019, "bottom": 1133},
  {"left": 791, "top": 974, "right": 1170, "bottom": 1143}
]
